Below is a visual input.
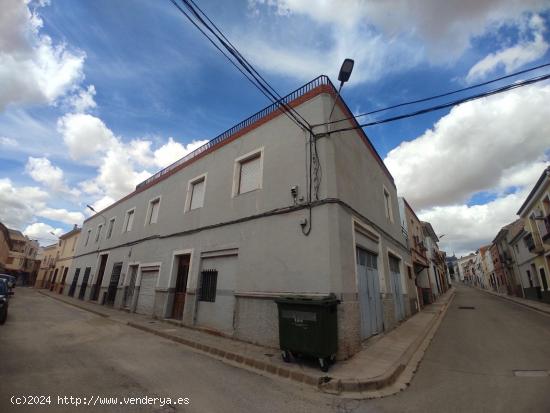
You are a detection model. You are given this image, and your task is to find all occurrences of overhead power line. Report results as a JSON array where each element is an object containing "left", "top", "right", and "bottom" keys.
[
  {"left": 318, "top": 72, "right": 550, "bottom": 136},
  {"left": 169, "top": 0, "right": 312, "bottom": 133},
  {"left": 315, "top": 61, "right": 550, "bottom": 128}
]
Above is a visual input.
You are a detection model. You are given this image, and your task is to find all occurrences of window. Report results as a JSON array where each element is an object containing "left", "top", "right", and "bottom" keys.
[
  {"left": 147, "top": 198, "right": 160, "bottom": 224},
  {"left": 235, "top": 151, "right": 263, "bottom": 195},
  {"left": 106, "top": 218, "right": 115, "bottom": 239},
  {"left": 85, "top": 229, "right": 91, "bottom": 246},
  {"left": 124, "top": 209, "right": 135, "bottom": 232},
  {"left": 190, "top": 178, "right": 205, "bottom": 210},
  {"left": 199, "top": 269, "right": 218, "bottom": 302},
  {"left": 383, "top": 188, "right": 393, "bottom": 222},
  {"left": 95, "top": 224, "right": 103, "bottom": 242}
]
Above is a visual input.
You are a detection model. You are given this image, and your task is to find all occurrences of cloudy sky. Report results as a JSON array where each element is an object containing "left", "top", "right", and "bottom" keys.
[{"left": 1, "top": 0, "right": 549, "bottom": 255}]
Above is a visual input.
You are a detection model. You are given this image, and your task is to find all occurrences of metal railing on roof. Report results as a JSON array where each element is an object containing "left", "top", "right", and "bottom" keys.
[{"left": 135, "top": 75, "right": 334, "bottom": 190}]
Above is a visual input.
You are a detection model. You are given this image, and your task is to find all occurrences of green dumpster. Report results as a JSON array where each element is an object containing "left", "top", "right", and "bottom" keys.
[{"left": 275, "top": 294, "right": 338, "bottom": 372}]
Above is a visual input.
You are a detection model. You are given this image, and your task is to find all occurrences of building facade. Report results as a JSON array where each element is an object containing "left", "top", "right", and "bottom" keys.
[
  {"left": 50, "top": 226, "right": 81, "bottom": 295},
  {"left": 517, "top": 166, "right": 550, "bottom": 303},
  {"left": 35, "top": 244, "right": 59, "bottom": 289},
  {"left": 64, "top": 76, "right": 414, "bottom": 359},
  {"left": 3, "top": 229, "right": 39, "bottom": 284},
  {"left": 0, "top": 222, "right": 13, "bottom": 273}
]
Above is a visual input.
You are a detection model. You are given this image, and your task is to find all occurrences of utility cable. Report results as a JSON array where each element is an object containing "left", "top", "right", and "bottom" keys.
[
  {"left": 318, "top": 72, "right": 550, "bottom": 136},
  {"left": 314, "top": 61, "right": 550, "bottom": 128}
]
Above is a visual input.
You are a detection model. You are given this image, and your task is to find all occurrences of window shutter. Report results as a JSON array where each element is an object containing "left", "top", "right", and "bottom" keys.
[
  {"left": 239, "top": 156, "right": 261, "bottom": 194},
  {"left": 190, "top": 179, "right": 205, "bottom": 210},
  {"left": 127, "top": 211, "right": 134, "bottom": 231},
  {"left": 150, "top": 200, "right": 160, "bottom": 223}
]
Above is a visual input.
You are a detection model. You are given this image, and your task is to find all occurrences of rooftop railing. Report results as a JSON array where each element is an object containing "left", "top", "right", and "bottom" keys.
[{"left": 135, "top": 75, "right": 334, "bottom": 190}]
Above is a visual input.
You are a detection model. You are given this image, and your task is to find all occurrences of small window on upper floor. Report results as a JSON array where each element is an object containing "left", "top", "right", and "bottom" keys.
[
  {"left": 85, "top": 229, "right": 91, "bottom": 246},
  {"left": 190, "top": 177, "right": 206, "bottom": 210},
  {"left": 147, "top": 198, "right": 160, "bottom": 225},
  {"left": 95, "top": 224, "right": 103, "bottom": 242},
  {"left": 106, "top": 218, "right": 115, "bottom": 239},
  {"left": 124, "top": 209, "right": 135, "bottom": 232},
  {"left": 383, "top": 187, "right": 394, "bottom": 223},
  {"left": 235, "top": 151, "right": 263, "bottom": 195}
]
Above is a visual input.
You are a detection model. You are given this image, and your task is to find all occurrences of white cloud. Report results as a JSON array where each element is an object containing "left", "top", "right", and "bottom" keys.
[
  {"left": 418, "top": 188, "right": 531, "bottom": 256},
  {"left": 0, "top": 178, "right": 48, "bottom": 229},
  {"left": 153, "top": 138, "right": 209, "bottom": 168},
  {"left": 0, "top": 136, "right": 18, "bottom": 147},
  {"left": 245, "top": 0, "right": 549, "bottom": 83},
  {"left": 36, "top": 207, "right": 84, "bottom": 226},
  {"left": 466, "top": 14, "right": 549, "bottom": 82},
  {"left": 23, "top": 222, "right": 63, "bottom": 244},
  {"left": 385, "top": 83, "right": 550, "bottom": 210},
  {"left": 57, "top": 113, "right": 117, "bottom": 161},
  {"left": 25, "top": 156, "right": 79, "bottom": 195},
  {"left": 66, "top": 85, "right": 97, "bottom": 113},
  {"left": 0, "top": 0, "right": 85, "bottom": 110}
]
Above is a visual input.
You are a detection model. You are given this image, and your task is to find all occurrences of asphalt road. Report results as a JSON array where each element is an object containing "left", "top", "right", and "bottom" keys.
[{"left": 1, "top": 285, "right": 549, "bottom": 412}]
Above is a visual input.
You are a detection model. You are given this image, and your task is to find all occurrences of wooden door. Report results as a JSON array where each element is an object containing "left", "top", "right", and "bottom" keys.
[
  {"left": 356, "top": 248, "right": 383, "bottom": 339},
  {"left": 171, "top": 255, "right": 190, "bottom": 319}
]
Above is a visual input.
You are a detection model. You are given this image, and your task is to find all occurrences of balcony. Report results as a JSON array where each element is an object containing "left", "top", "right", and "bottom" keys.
[
  {"left": 542, "top": 215, "right": 550, "bottom": 244},
  {"left": 524, "top": 233, "right": 544, "bottom": 254}
]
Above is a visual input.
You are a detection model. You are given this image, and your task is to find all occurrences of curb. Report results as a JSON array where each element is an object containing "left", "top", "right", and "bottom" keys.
[
  {"left": 37, "top": 290, "right": 109, "bottom": 318},
  {"left": 320, "top": 288, "right": 456, "bottom": 397},
  {"left": 474, "top": 287, "right": 550, "bottom": 316},
  {"left": 37, "top": 287, "right": 455, "bottom": 396}
]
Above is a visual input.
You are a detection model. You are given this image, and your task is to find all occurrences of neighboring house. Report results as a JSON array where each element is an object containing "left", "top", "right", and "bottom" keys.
[
  {"left": 479, "top": 245, "right": 494, "bottom": 290},
  {"left": 65, "top": 76, "right": 414, "bottom": 359},
  {"left": 517, "top": 166, "right": 550, "bottom": 303},
  {"left": 508, "top": 219, "right": 539, "bottom": 299},
  {"left": 492, "top": 219, "right": 525, "bottom": 297},
  {"left": 422, "top": 222, "right": 448, "bottom": 299},
  {"left": 4, "top": 229, "right": 39, "bottom": 284},
  {"left": 35, "top": 244, "right": 59, "bottom": 289},
  {"left": 398, "top": 198, "right": 428, "bottom": 311},
  {"left": 50, "top": 225, "right": 81, "bottom": 295},
  {"left": 457, "top": 253, "right": 476, "bottom": 284},
  {"left": 0, "top": 222, "right": 13, "bottom": 273}
]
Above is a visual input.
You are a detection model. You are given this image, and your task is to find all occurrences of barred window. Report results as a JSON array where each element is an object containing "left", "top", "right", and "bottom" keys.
[{"left": 199, "top": 269, "right": 218, "bottom": 302}]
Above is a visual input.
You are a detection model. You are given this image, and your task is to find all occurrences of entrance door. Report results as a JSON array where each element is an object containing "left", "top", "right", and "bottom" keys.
[
  {"left": 171, "top": 255, "right": 190, "bottom": 319},
  {"left": 389, "top": 256, "right": 405, "bottom": 322},
  {"left": 79, "top": 267, "right": 91, "bottom": 300},
  {"left": 68, "top": 268, "right": 80, "bottom": 297},
  {"left": 356, "top": 248, "right": 383, "bottom": 339},
  {"left": 105, "top": 262, "right": 123, "bottom": 305},
  {"left": 59, "top": 267, "right": 69, "bottom": 295},
  {"left": 92, "top": 254, "right": 108, "bottom": 301},
  {"left": 136, "top": 269, "right": 159, "bottom": 315},
  {"left": 50, "top": 269, "right": 58, "bottom": 291},
  {"left": 124, "top": 265, "right": 138, "bottom": 308}
]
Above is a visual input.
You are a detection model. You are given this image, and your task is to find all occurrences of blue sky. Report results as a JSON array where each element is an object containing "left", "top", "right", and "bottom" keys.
[{"left": 1, "top": 0, "right": 550, "bottom": 254}]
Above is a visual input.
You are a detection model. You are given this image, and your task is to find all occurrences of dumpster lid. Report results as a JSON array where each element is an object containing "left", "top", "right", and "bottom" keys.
[{"left": 275, "top": 294, "right": 339, "bottom": 306}]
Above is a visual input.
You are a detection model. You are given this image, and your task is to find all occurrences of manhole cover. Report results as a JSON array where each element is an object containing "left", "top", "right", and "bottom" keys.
[
  {"left": 513, "top": 370, "right": 549, "bottom": 377},
  {"left": 458, "top": 306, "right": 475, "bottom": 310}
]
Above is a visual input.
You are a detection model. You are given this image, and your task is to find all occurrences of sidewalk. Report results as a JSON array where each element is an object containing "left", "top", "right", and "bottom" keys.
[
  {"left": 476, "top": 287, "right": 550, "bottom": 316},
  {"left": 37, "top": 287, "right": 455, "bottom": 398}
]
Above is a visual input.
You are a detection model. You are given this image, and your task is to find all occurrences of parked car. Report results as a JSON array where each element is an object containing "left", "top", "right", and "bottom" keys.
[
  {"left": 0, "top": 279, "right": 12, "bottom": 324},
  {"left": 0, "top": 274, "right": 16, "bottom": 290}
]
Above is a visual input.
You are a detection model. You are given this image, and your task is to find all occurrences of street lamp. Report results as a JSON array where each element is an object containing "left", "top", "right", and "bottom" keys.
[{"left": 328, "top": 58, "right": 355, "bottom": 120}]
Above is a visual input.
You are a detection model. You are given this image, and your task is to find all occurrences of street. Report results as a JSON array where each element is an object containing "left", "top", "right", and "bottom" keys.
[{"left": 1, "top": 285, "right": 549, "bottom": 413}]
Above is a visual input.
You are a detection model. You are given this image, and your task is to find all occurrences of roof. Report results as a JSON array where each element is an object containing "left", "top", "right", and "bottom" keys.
[
  {"left": 517, "top": 166, "right": 550, "bottom": 216},
  {"left": 7, "top": 229, "right": 26, "bottom": 242},
  {"left": 421, "top": 221, "right": 439, "bottom": 242},
  {"left": 84, "top": 75, "right": 395, "bottom": 223},
  {"left": 59, "top": 227, "right": 81, "bottom": 240},
  {"left": 492, "top": 218, "right": 524, "bottom": 243}
]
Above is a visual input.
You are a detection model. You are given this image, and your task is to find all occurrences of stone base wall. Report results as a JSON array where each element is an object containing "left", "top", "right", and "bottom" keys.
[
  {"left": 382, "top": 294, "right": 397, "bottom": 331},
  {"left": 234, "top": 296, "right": 279, "bottom": 348}
]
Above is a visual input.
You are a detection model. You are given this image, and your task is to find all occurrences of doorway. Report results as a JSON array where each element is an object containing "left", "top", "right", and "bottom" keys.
[
  {"left": 171, "top": 254, "right": 190, "bottom": 319},
  {"left": 92, "top": 254, "right": 108, "bottom": 301},
  {"left": 356, "top": 247, "right": 383, "bottom": 339},
  {"left": 68, "top": 268, "right": 80, "bottom": 297},
  {"left": 124, "top": 265, "right": 138, "bottom": 308},
  {"left": 59, "top": 267, "right": 69, "bottom": 295},
  {"left": 105, "top": 262, "right": 123, "bottom": 306},
  {"left": 79, "top": 267, "right": 91, "bottom": 300}
]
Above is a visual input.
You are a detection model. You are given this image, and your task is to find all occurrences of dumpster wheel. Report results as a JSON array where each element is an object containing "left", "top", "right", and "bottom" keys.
[{"left": 319, "top": 357, "right": 329, "bottom": 372}]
